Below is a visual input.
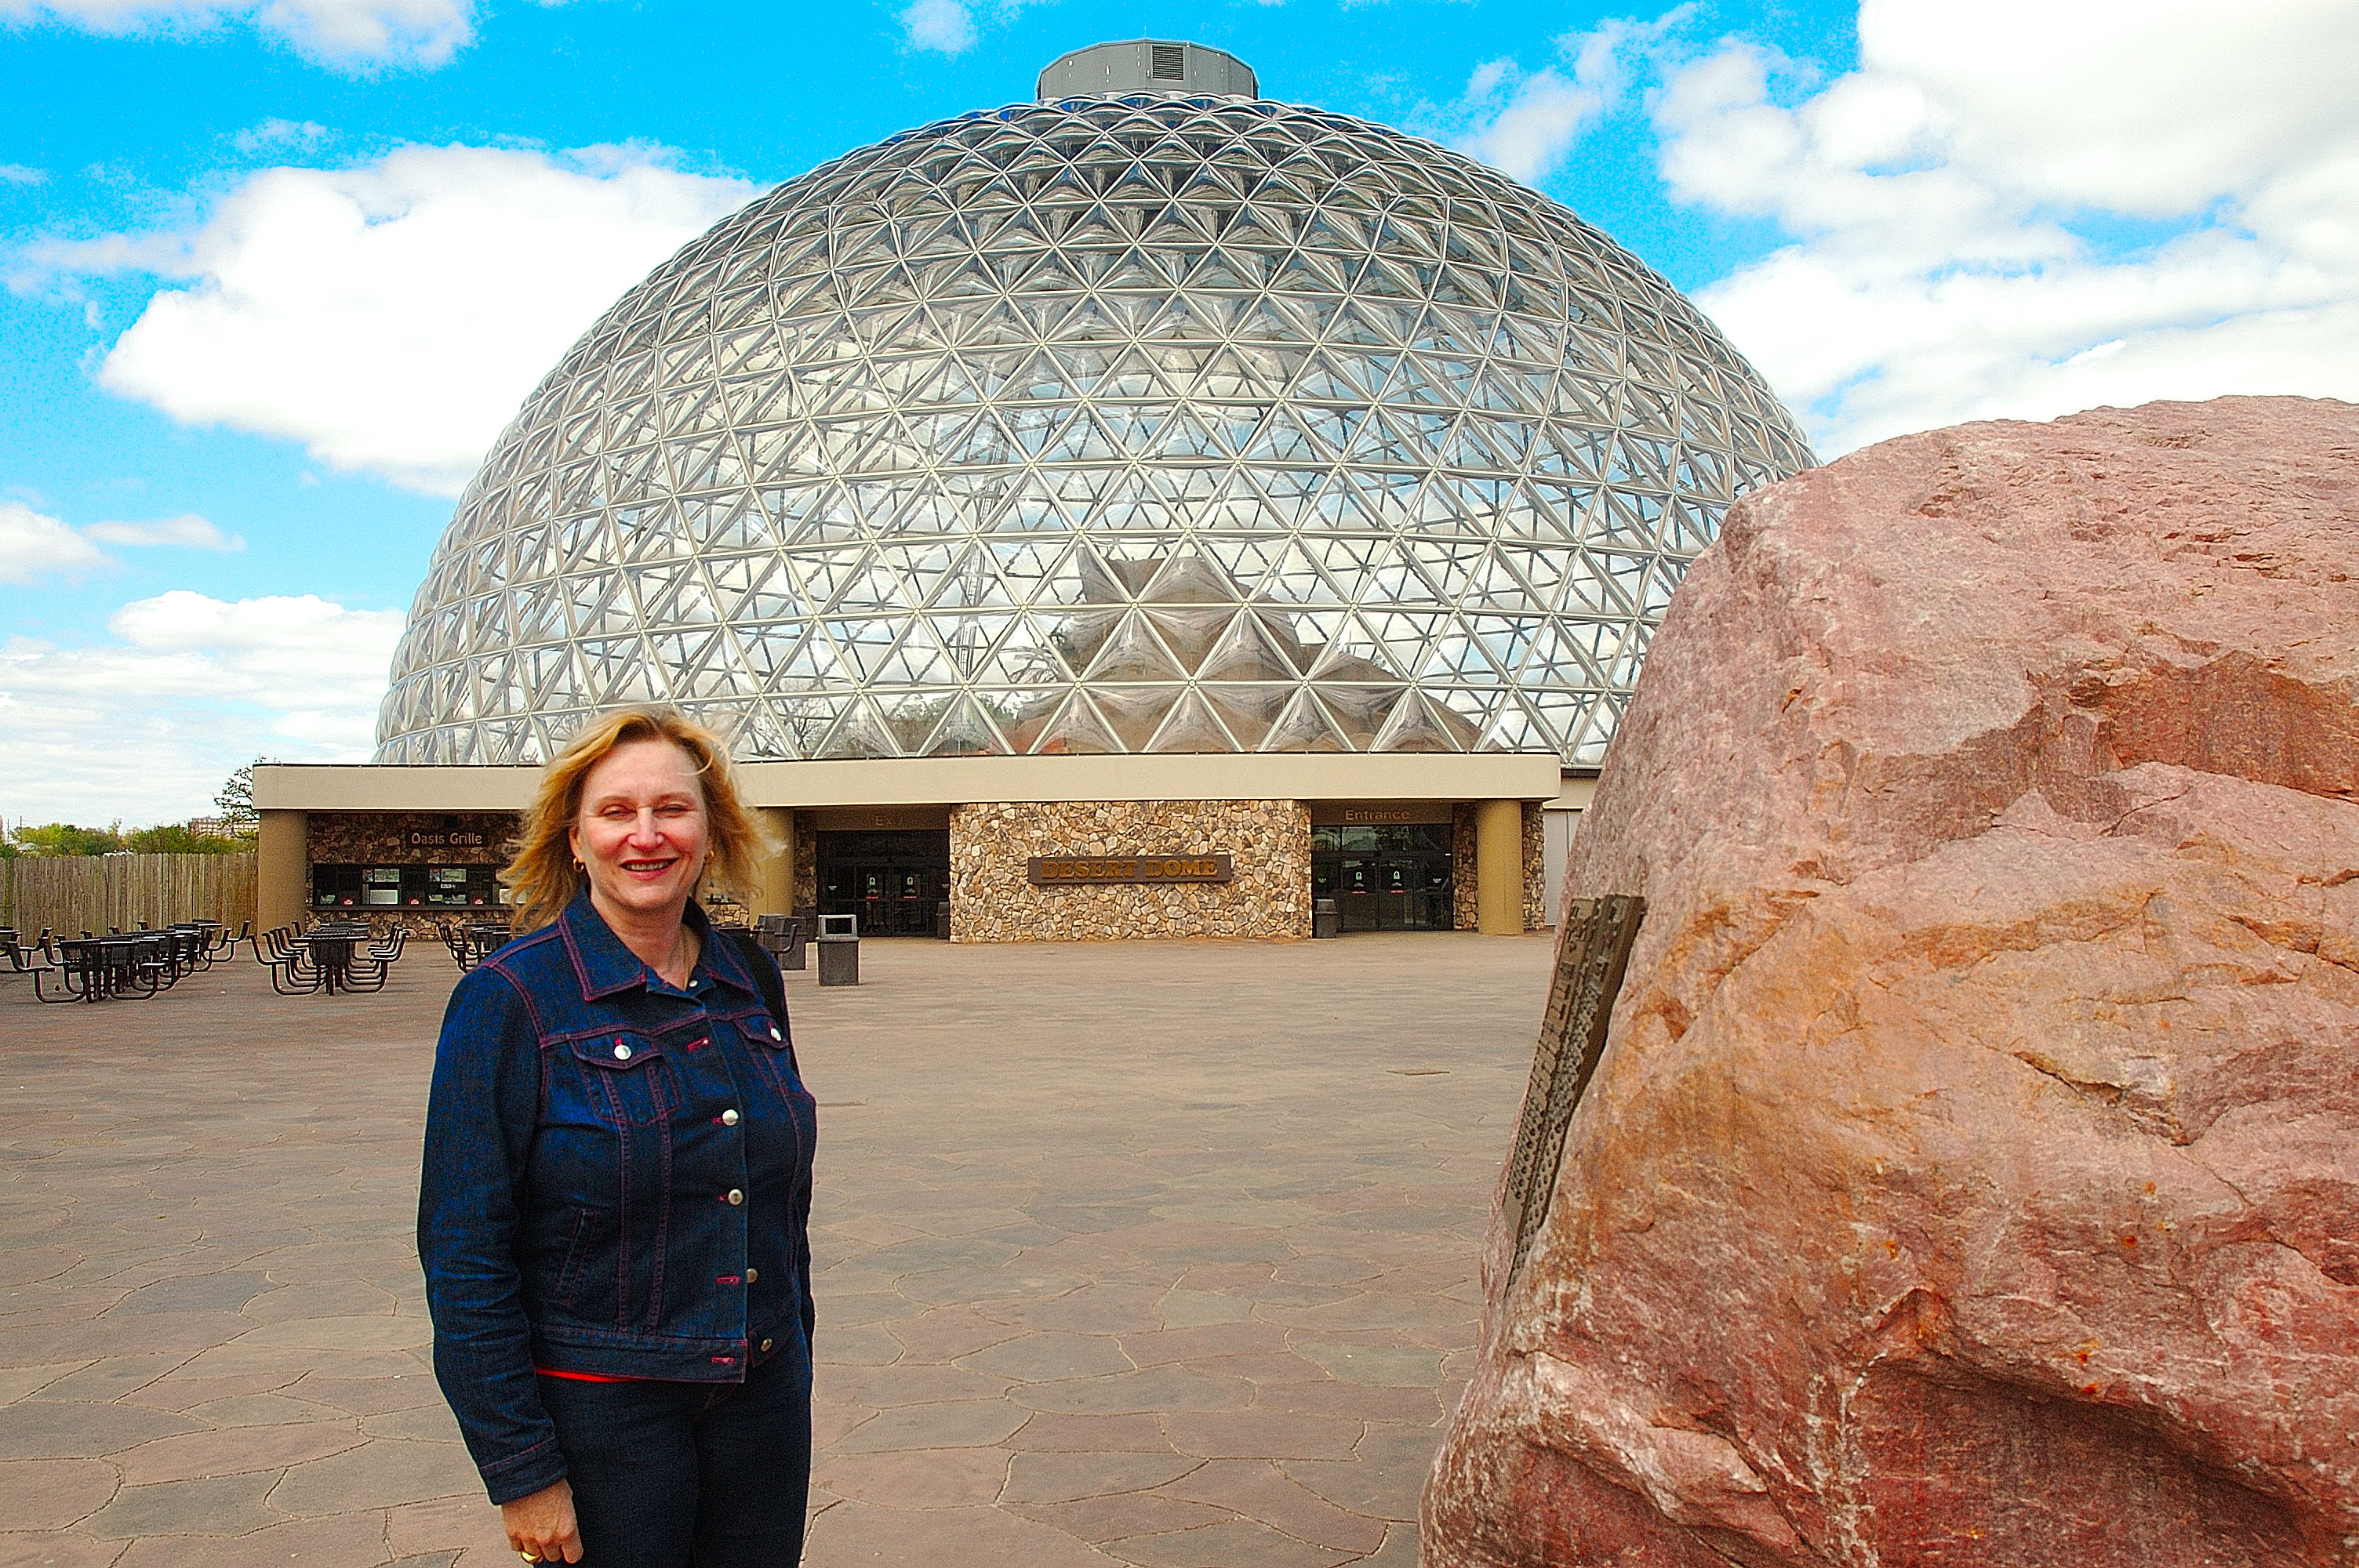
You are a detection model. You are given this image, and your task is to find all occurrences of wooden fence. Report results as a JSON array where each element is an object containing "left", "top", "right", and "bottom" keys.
[{"left": 0, "top": 853, "right": 257, "bottom": 937}]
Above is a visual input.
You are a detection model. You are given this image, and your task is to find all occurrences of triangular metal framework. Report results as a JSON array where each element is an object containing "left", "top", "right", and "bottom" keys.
[{"left": 378, "top": 93, "right": 1816, "bottom": 768}]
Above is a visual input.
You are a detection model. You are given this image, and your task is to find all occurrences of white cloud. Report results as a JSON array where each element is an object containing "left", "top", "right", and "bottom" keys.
[
  {"left": 1453, "top": 63, "right": 1612, "bottom": 185},
  {"left": 84, "top": 512, "right": 243, "bottom": 550},
  {"left": 1441, "top": 9, "right": 1692, "bottom": 185},
  {"left": 1649, "top": 0, "right": 2359, "bottom": 453},
  {"left": 1858, "top": 0, "right": 2359, "bottom": 216},
  {"left": 898, "top": 0, "right": 1060, "bottom": 58},
  {"left": 0, "top": 164, "right": 45, "bottom": 186},
  {"left": 0, "top": 0, "right": 530, "bottom": 68},
  {"left": 110, "top": 588, "right": 398, "bottom": 679},
  {"left": 900, "top": 0, "right": 974, "bottom": 54},
  {"left": 0, "top": 504, "right": 245, "bottom": 583},
  {"left": 0, "top": 501, "right": 111, "bottom": 583},
  {"left": 0, "top": 590, "right": 402, "bottom": 823},
  {"left": 37, "top": 143, "right": 757, "bottom": 495},
  {"left": 1652, "top": 44, "right": 2043, "bottom": 265},
  {"left": 234, "top": 117, "right": 334, "bottom": 154}
]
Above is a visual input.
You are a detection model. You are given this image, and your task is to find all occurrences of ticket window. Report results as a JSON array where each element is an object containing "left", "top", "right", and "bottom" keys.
[
  {"left": 312, "top": 863, "right": 504, "bottom": 909},
  {"left": 304, "top": 866, "right": 405, "bottom": 909},
  {"left": 312, "top": 865, "right": 365, "bottom": 909},
  {"left": 423, "top": 866, "right": 501, "bottom": 907}
]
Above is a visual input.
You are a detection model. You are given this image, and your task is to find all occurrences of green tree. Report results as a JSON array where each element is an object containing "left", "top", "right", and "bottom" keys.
[
  {"left": 9, "top": 822, "right": 126, "bottom": 855},
  {"left": 214, "top": 760, "right": 265, "bottom": 834},
  {"left": 124, "top": 824, "right": 244, "bottom": 855}
]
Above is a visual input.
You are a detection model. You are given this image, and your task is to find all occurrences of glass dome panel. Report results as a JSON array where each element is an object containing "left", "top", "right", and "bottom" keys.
[{"left": 376, "top": 93, "right": 1816, "bottom": 768}]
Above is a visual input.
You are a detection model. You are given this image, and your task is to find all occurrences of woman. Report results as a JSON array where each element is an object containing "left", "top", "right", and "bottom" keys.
[{"left": 418, "top": 707, "right": 816, "bottom": 1566}]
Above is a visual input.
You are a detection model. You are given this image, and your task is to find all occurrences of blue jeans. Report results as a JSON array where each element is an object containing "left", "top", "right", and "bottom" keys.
[{"left": 536, "top": 1336, "right": 812, "bottom": 1566}]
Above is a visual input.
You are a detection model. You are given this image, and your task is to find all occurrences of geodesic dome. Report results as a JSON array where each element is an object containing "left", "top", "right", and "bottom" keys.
[{"left": 375, "top": 85, "right": 1815, "bottom": 768}]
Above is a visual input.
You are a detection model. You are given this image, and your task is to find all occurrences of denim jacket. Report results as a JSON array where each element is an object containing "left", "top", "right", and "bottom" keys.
[{"left": 417, "top": 891, "right": 816, "bottom": 1504}]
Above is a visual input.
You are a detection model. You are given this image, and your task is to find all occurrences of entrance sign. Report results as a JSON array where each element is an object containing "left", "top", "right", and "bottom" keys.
[
  {"left": 1310, "top": 801, "right": 1452, "bottom": 827},
  {"left": 1027, "top": 855, "right": 1233, "bottom": 887}
]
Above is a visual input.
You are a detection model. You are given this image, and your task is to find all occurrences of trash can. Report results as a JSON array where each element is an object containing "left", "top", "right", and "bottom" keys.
[
  {"left": 816, "top": 913, "right": 860, "bottom": 987},
  {"left": 1313, "top": 897, "right": 1341, "bottom": 940},
  {"left": 935, "top": 899, "right": 952, "bottom": 940}
]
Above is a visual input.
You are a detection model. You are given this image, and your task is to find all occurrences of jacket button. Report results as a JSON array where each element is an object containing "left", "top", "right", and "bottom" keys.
[
  {"left": 768, "top": 1025, "right": 782, "bottom": 1041},
  {"left": 612, "top": 1043, "right": 633, "bottom": 1060},
  {"left": 760, "top": 1338, "right": 774, "bottom": 1352},
  {"left": 721, "top": 1109, "right": 740, "bottom": 1127},
  {"left": 745, "top": 1267, "right": 759, "bottom": 1283},
  {"left": 725, "top": 1189, "right": 744, "bottom": 1205}
]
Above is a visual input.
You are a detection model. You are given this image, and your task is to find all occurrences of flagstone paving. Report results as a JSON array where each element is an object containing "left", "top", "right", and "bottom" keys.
[{"left": 0, "top": 931, "right": 1555, "bottom": 1566}]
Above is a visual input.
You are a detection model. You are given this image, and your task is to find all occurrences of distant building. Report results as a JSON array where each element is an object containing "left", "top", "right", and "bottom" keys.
[{"left": 259, "top": 40, "right": 1813, "bottom": 941}]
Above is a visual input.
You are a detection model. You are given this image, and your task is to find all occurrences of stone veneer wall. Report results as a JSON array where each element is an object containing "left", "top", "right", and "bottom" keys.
[
  {"left": 949, "top": 800, "right": 1310, "bottom": 942},
  {"left": 1449, "top": 802, "right": 1547, "bottom": 932},
  {"left": 790, "top": 811, "right": 818, "bottom": 913},
  {"left": 306, "top": 811, "right": 518, "bottom": 866},
  {"left": 1522, "top": 801, "right": 1546, "bottom": 931},
  {"left": 1451, "top": 805, "right": 1477, "bottom": 931}
]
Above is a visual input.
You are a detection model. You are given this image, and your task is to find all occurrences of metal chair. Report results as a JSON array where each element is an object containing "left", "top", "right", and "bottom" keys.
[
  {"left": 5, "top": 930, "right": 66, "bottom": 1000},
  {"left": 339, "top": 926, "right": 406, "bottom": 993},
  {"left": 467, "top": 924, "right": 511, "bottom": 967},
  {"left": 249, "top": 927, "right": 322, "bottom": 995}
]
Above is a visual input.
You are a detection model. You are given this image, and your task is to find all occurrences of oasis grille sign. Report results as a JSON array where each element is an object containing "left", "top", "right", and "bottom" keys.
[{"left": 1027, "top": 855, "right": 1234, "bottom": 887}]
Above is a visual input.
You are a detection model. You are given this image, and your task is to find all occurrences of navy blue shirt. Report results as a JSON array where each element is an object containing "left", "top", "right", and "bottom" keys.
[{"left": 417, "top": 891, "right": 816, "bottom": 1504}]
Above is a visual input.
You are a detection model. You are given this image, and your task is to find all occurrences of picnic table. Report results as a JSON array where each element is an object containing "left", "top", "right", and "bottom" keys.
[
  {"left": 251, "top": 920, "right": 404, "bottom": 996},
  {"left": 10, "top": 920, "right": 234, "bottom": 1003},
  {"left": 441, "top": 920, "right": 514, "bottom": 971},
  {"left": 298, "top": 927, "right": 363, "bottom": 994}
]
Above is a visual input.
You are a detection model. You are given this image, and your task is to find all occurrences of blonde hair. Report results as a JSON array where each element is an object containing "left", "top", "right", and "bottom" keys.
[{"left": 503, "top": 707, "right": 770, "bottom": 934}]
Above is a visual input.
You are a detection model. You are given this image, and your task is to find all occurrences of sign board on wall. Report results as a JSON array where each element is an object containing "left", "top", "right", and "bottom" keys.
[
  {"left": 1026, "top": 855, "right": 1234, "bottom": 887},
  {"left": 307, "top": 811, "right": 515, "bottom": 866},
  {"left": 809, "top": 805, "right": 953, "bottom": 832},
  {"left": 1307, "top": 801, "right": 1454, "bottom": 826}
]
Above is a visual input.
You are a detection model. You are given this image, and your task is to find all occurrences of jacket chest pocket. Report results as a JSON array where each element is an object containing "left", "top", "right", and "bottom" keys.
[
  {"left": 566, "top": 1033, "right": 674, "bottom": 1127},
  {"left": 738, "top": 1014, "right": 816, "bottom": 1127}
]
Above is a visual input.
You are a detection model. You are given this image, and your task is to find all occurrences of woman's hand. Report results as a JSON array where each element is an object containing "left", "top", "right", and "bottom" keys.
[{"left": 503, "top": 1479, "right": 583, "bottom": 1563}]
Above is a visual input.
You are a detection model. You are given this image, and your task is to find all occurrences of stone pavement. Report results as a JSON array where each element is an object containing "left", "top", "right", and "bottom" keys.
[{"left": 0, "top": 931, "right": 1556, "bottom": 1566}]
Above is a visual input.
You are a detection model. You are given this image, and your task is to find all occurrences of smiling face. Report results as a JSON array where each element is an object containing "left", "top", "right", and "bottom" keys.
[{"left": 568, "top": 738, "right": 710, "bottom": 928}]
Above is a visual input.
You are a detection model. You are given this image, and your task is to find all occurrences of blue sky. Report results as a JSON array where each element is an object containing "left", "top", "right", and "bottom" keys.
[{"left": 4, "top": 0, "right": 2355, "bottom": 826}]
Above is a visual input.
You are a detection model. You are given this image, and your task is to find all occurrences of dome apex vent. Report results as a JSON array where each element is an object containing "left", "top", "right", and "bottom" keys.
[{"left": 1036, "top": 39, "right": 1257, "bottom": 100}]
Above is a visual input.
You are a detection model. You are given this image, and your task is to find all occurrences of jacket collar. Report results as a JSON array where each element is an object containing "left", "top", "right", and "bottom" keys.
[
  {"left": 695, "top": 906, "right": 763, "bottom": 1000},
  {"left": 557, "top": 887, "right": 758, "bottom": 1004}
]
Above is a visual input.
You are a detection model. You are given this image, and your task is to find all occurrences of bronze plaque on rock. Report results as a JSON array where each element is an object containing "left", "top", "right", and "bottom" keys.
[
  {"left": 1026, "top": 855, "right": 1234, "bottom": 886},
  {"left": 1503, "top": 894, "right": 1646, "bottom": 1285}
]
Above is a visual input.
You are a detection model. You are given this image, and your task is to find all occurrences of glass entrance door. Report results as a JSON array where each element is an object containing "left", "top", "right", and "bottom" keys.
[
  {"left": 817, "top": 830, "right": 950, "bottom": 936},
  {"left": 1310, "top": 823, "right": 1453, "bottom": 931}
]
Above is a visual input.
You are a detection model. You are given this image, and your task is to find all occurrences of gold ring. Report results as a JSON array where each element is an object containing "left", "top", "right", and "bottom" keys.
[{"left": 520, "top": 1553, "right": 539, "bottom": 1564}]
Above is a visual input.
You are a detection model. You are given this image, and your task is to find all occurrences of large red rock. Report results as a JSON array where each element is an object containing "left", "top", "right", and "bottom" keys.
[{"left": 1427, "top": 397, "right": 2359, "bottom": 1566}]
